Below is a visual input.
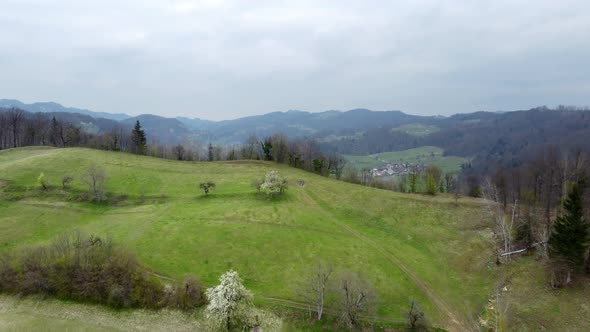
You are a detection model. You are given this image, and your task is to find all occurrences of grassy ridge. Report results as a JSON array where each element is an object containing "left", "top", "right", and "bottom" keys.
[
  {"left": 344, "top": 146, "right": 468, "bottom": 173},
  {"left": 0, "top": 147, "right": 495, "bottom": 330}
]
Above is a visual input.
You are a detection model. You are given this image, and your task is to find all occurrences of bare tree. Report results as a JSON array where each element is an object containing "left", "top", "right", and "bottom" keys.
[
  {"left": 83, "top": 164, "right": 108, "bottom": 201},
  {"left": 483, "top": 178, "right": 518, "bottom": 262},
  {"left": 407, "top": 301, "right": 427, "bottom": 331},
  {"left": 244, "top": 134, "right": 260, "bottom": 160},
  {"left": 328, "top": 154, "right": 347, "bottom": 180},
  {"left": 298, "top": 263, "right": 332, "bottom": 321},
  {"left": 270, "top": 133, "right": 289, "bottom": 163},
  {"left": 7, "top": 108, "right": 25, "bottom": 148},
  {"left": 338, "top": 271, "right": 374, "bottom": 329},
  {"left": 173, "top": 144, "right": 185, "bottom": 160}
]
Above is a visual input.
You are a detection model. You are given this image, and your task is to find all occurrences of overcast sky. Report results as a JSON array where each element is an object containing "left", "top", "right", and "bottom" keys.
[{"left": 1, "top": 0, "right": 589, "bottom": 120}]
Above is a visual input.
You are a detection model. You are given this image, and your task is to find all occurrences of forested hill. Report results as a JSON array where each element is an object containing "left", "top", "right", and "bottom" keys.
[
  {"left": 1, "top": 100, "right": 589, "bottom": 173},
  {"left": 319, "top": 107, "right": 590, "bottom": 172},
  {"left": 0, "top": 99, "right": 129, "bottom": 121}
]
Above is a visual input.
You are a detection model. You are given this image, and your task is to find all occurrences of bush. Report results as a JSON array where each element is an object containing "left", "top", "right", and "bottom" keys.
[
  {"left": 83, "top": 165, "right": 107, "bottom": 201},
  {"left": 199, "top": 182, "right": 216, "bottom": 196},
  {"left": 37, "top": 172, "right": 48, "bottom": 190},
  {"left": 61, "top": 175, "right": 73, "bottom": 189},
  {"left": 176, "top": 276, "right": 207, "bottom": 310},
  {"left": 259, "top": 171, "right": 287, "bottom": 198},
  {"left": 0, "top": 232, "right": 207, "bottom": 311},
  {"left": 407, "top": 300, "right": 427, "bottom": 331}
]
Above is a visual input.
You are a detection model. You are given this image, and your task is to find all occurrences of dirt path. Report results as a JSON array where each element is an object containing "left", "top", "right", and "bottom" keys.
[{"left": 303, "top": 190, "right": 471, "bottom": 332}]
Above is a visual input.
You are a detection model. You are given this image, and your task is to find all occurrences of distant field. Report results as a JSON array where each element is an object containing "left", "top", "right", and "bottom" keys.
[
  {"left": 390, "top": 123, "right": 440, "bottom": 137},
  {"left": 0, "top": 147, "right": 493, "bottom": 330},
  {"left": 344, "top": 146, "right": 468, "bottom": 173}
]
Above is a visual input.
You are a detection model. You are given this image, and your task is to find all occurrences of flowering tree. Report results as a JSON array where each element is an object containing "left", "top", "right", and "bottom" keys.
[
  {"left": 206, "top": 270, "right": 253, "bottom": 330},
  {"left": 259, "top": 170, "right": 287, "bottom": 198}
]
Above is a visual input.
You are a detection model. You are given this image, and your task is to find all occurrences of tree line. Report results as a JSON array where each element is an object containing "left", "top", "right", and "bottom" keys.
[
  {"left": 477, "top": 145, "right": 589, "bottom": 287},
  {"left": 0, "top": 107, "right": 348, "bottom": 179}
]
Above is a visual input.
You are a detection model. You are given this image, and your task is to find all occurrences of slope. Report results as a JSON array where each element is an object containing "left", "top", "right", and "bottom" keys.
[{"left": 0, "top": 147, "right": 497, "bottom": 330}]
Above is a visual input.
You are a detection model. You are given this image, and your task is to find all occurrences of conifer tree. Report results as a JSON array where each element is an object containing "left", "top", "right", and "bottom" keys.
[
  {"left": 549, "top": 183, "right": 588, "bottom": 270},
  {"left": 208, "top": 143, "right": 214, "bottom": 161},
  {"left": 131, "top": 120, "right": 147, "bottom": 154}
]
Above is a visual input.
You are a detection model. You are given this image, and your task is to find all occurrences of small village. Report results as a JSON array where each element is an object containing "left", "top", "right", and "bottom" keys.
[{"left": 370, "top": 163, "right": 426, "bottom": 177}]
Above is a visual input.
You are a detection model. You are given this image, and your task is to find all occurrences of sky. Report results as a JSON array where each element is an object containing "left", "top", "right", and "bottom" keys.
[{"left": 1, "top": 0, "right": 590, "bottom": 120}]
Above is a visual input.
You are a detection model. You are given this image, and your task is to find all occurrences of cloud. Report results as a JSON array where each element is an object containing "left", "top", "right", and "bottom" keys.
[{"left": 1, "top": 0, "right": 589, "bottom": 119}]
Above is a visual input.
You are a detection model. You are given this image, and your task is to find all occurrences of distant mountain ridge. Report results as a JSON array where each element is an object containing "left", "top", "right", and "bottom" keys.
[
  {"left": 3, "top": 99, "right": 589, "bottom": 172},
  {"left": 0, "top": 99, "right": 426, "bottom": 144},
  {"left": 0, "top": 99, "right": 130, "bottom": 121}
]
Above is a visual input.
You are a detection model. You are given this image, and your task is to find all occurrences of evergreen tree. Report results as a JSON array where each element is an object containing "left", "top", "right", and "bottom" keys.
[
  {"left": 261, "top": 138, "right": 273, "bottom": 161},
  {"left": 208, "top": 143, "right": 214, "bottom": 161},
  {"left": 131, "top": 120, "right": 147, "bottom": 154},
  {"left": 549, "top": 183, "right": 588, "bottom": 270},
  {"left": 49, "top": 117, "right": 63, "bottom": 147}
]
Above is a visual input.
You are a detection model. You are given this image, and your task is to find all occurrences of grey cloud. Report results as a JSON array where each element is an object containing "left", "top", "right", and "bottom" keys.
[{"left": 1, "top": 0, "right": 589, "bottom": 119}]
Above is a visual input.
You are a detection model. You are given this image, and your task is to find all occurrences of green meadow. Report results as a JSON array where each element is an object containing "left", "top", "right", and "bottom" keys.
[{"left": 0, "top": 147, "right": 495, "bottom": 330}]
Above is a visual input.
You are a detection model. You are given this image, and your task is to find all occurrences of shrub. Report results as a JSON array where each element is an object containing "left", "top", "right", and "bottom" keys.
[
  {"left": 61, "top": 175, "right": 73, "bottom": 189},
  {"left": 199, "top": 182, "right": 216, "bottom": 196},
  {"left": 83, "top": 164, "right": 107, "bottom": 201},
  {"left": 259, "top": 171, "right": 287, "bottom": 198},
  {"left": 37, "top": 172, "right": 48, "bottom": 190},
  {"left": 407, "top": 300, "right": 427, "bottom": 331},
  {"left": 176, "top": 276, "right": 207, "bottom": 310},
  {"left": 0, "top": 232, "right": 207, "bottom": 311}
]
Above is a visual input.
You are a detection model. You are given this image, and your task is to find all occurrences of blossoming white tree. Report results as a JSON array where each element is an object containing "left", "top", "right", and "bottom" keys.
[
  {"left": 259, "top": 170, "right": 287, "bottom": 198},
  {"left": 206, "top": 270, "right": 253, "bottom": 330}
]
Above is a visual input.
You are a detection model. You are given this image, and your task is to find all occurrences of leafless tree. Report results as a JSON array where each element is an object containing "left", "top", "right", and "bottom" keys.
[
  {"left": 173, "top": 144, "right": 185, "bottom": 160},
  {"left": 243, "top": 134, "right": 260, "bottom": 160},
  {"left": 83, "top": 164, "right": 108, "bottom": 201},
  {"left": 0, "top": 111, "right": 9, "bottom": 149},
  {"left": 7, "top": 108, "right": 25, "bottom": 148},
  {"left": 270, "top": 133, "right": 289, "bottom": 163},
  {"left": 338, "top": 271, "right": 374, "bottom": 329},
  {"left": 298, "top": 263, "right": 332, "bottom": 321},
  {"left": 483, "top": 177, "right": 518, "bottom": 262},
  {"left": 328, "top": 154, "right": 347, "bottom": 180}
]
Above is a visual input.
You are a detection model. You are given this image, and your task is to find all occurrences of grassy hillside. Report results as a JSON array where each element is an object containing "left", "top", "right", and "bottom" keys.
[
  {"left": 0, "top": 295, "right": 204, "bottom": 331},
  {"left": 344, "top": 146, "right": 468, "bottom": 173},
  {"left": 0, "top": 147, "right": 496, "bottom": 330}
]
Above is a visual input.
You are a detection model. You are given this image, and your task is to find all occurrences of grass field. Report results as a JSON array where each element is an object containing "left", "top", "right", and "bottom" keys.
[
  {"left": 0, "top": 147, "right": 497, "bottom": 331},
  {"left": 344, "top": 146, "right": 468, "bottom": 173},
  {"left": 390, "top": 124, "right": 440, "bottom": 137},
  {"left": 0, "top": 295, "right": 203, "bottom": 331}
]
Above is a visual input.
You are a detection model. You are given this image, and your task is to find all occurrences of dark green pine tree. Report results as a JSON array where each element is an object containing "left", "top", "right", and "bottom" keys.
[
  {"left": 549, "top": 183, "right": 588, "bottom": 270},
  {"left": 207, "top": 143, "right": 214, "bottom": 161},
  {"left": 131, "top": 120, "right": 147, "bottom": 154}
]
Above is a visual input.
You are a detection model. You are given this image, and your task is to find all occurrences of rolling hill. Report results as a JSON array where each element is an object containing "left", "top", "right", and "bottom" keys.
[
  {"left": 0, "top": 146, "right": 497, "bottom": 331},
  {"left": 1, "top": 147, "right": 589, "bottom": 330}
]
